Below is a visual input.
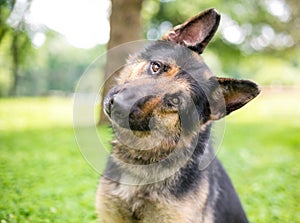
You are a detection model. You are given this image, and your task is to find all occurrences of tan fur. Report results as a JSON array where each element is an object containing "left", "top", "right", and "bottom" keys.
[
  {"left": 96, "top": 173, "right": 214, "bottom": 223},
  {"left": 140, "top": 96, "right": 162, "bottom": 119},
  {"left": 118, "top": 60, "right": 148, "bottom": 83},
  {"left": 165, "top": 65, "right": 180, "bottom": 77}
]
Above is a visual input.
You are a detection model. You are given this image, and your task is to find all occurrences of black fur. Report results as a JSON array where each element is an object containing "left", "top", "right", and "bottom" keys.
[{"left": 169, "top": 127, "right": 210, "bottom": 198}]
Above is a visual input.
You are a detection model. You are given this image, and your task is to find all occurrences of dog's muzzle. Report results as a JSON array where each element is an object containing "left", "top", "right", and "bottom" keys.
[{"left": 104, "top": 86, "right": 156, "bottom": 131}]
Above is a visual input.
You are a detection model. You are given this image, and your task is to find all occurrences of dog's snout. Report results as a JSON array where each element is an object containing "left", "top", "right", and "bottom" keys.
[
  {"left": 104, "top": 87, "right": 135, "bottom": 119},
  {"left": 111, "top": 93, "right": 132, "bottom": 119},
  {"left": 104, "top": 85, "right": 159, "bottom": 131}
]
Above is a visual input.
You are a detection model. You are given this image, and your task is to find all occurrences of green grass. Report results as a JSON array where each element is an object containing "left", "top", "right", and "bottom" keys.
[
  {"left": 218, "top": 88, "right": 300, "bottom": 222},
  {"left": 0, "top": 98, "right": 99, "bottom": 223},
  {"left": 0, "top": 89, "right": 299, "bottom": 222}
]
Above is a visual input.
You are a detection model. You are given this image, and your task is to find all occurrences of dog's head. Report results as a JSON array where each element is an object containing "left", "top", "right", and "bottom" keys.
[{"left": 104, "top": 9, "right": 260, "bottom": 140}]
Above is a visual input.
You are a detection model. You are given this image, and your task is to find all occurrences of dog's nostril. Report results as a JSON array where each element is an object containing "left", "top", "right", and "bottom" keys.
[
  {"left": 109, "top": 97, "right": 114, "bottom": 106},
  {"left": 104, "top": 95, "right": 116, "bottom": 117}
]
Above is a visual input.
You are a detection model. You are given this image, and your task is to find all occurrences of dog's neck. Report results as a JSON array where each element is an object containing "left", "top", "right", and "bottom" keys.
[
  {"left": 110, "top": 121, "right": 210, "bottom": 162},
  {"left": 104, "top": 122, "right": 212, "bottom": 186}
]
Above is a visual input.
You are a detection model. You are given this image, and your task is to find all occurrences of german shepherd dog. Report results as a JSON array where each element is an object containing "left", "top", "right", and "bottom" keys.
[{"left": 96, "top": 9, "right": 260, "bottom": 223}]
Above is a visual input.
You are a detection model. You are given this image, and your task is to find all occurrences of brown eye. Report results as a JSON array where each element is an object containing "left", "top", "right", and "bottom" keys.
[{"left": 150, "top": 61, "right": 162, "bottom": 74}]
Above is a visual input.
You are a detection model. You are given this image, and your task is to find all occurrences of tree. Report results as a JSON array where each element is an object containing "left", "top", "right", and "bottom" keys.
[
  {"left": 99, "top": 0, "right": 144, "bottom": 124},
  {"left": 0, "top": 0, "right": 32, "bottom": 96}
]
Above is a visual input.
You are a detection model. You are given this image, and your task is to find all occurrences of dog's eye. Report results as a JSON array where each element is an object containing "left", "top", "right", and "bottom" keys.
[
  {"left": 170, "top": 96, "right": 180, "bottom": 105},
  {"left": 165, "top": 95, "right": 181, "bottom": 107},
  {"left": 150, "top": 61, "right": 163, "bottom": 75}
]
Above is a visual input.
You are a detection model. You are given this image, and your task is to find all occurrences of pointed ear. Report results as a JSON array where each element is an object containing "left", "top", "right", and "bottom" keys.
[
  {"left": 162, "top": 8, "right": 220, "bottom": 54},
  {"left": 209, "top": 77, "right": 260, "bottom": 120}
]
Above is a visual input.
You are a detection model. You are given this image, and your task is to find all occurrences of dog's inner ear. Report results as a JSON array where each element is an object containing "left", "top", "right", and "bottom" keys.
[
  {"left": 162, "top": 8, "right": 220, "bottom": 54},
  {"left": 209, "top": 77, "right": 260, "bottom": 120}
]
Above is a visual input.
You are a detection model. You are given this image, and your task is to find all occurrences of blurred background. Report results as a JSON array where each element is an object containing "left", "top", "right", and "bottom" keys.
[
  {"left": 1, "top": 0, "right": 300, "bottom": 97},
  {"left": 0, "top": 0, "right": 299, "bottom": 222}
]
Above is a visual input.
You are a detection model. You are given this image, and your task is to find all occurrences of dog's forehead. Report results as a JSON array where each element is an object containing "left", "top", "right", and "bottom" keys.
[
  {"left": 119, "top": 41, "right": 214, "bottom": 84},
  {"left": 139, "top": 41, "right": 203, "bottom": 65}
]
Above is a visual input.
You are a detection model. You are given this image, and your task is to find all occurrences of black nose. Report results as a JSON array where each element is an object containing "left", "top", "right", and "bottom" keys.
[
  {"left": 104, "top": 86, "right": 156, "bottom": 131},
  {"left": 104, "top": 87, "right": 134, "bottom": 120}
]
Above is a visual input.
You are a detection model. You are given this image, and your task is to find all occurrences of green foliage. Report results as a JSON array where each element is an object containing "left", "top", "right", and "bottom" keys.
[
  {"left": 0, "top": 0, "right": 33, "bottom": 96},
  {"left": 143, "top": 0, "right": 299, "bottom": 51},
  {"left": 142, "top": 0, "right": 300, "bottom": 85},
  {"left": 0, "top": 91, "right": 299, "bottom": 222},
  {"left": 0, "top": 29, "right": 106, "bottom": 96},
  {"left": 0, "top": 0, "right": 15, "bottom": 44},
  {"left": 18, "top": 32, "right": 105, "bottom": 96}
]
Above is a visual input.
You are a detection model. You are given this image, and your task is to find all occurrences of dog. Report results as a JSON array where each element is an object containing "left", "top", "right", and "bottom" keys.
[{"left": 96, "top": 8, "right": 260, "bottom": 223}]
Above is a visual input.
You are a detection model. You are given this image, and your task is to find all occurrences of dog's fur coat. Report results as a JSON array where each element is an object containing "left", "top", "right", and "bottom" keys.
[{"left": 96, "top": 9, "right": 260, "bottom": 223}]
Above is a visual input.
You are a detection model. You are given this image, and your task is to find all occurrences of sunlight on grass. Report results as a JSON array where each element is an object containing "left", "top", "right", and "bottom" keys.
[
  {"left": 0, "top": 97, "right": 73, "bottom": 131},
  {"left": 0, "top": 97, "right": 99, "bottom": 222}
]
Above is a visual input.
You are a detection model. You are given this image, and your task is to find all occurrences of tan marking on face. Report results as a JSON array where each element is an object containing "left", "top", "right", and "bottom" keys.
[
  {"left": 156, "top": 112, "right": 180, "bottom": 132},
  {"left": 164, "top": 65, "right": 180, "bottom": 77},
  {"left": 129, "top": 61, "right": 148, "bottom": 78},
  {"left": 169, "top": 77, "right": 191, "bottom": 93},
  {"left": 118, "top": 60, "right": 148, "bottom": 84},
  {"left": 140, "top": 96, "right": 161, "bottom": 118}
]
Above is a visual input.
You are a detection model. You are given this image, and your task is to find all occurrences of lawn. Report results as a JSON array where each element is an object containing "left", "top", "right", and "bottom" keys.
[{"left": 0, "top": 88, "right": 299, "bottom": 222}]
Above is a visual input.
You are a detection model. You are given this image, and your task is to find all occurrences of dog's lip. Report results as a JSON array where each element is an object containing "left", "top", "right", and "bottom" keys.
[
  {"left": 103, "top": 96, "right": 111, "bottom": 117},
  {"left": 103, "top": 105, "right": 111, "bottom": 117},
  {"left": 103, "top": 106, "right": 111, "bottom": 117}
]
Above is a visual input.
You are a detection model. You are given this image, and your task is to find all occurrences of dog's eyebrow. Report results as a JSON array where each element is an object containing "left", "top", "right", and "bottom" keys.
[
  {"left": 147, "top": 57, "right": 177, "bottom": 64},
  {"left": 126, "top": 61, "right": 148, "bottom": 79},
  {"left": 164, "top": 65, "right": 180, "bottom": 77}
]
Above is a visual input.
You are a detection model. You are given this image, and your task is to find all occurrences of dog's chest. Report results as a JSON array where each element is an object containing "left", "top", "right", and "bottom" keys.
[
  {"left": 96, "top": 178, "right": 213, "bottom": 223},
  {"left": 97, "top": 181, "right": 173, "bottom": 222}
]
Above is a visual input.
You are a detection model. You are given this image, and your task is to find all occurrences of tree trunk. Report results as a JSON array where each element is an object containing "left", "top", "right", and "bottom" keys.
[
  {"left": 9, "top": 33, "right": 19, "bottom": 96},
  {"left": 99, "top": 0, "right": 143, "bottom": 124}
]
